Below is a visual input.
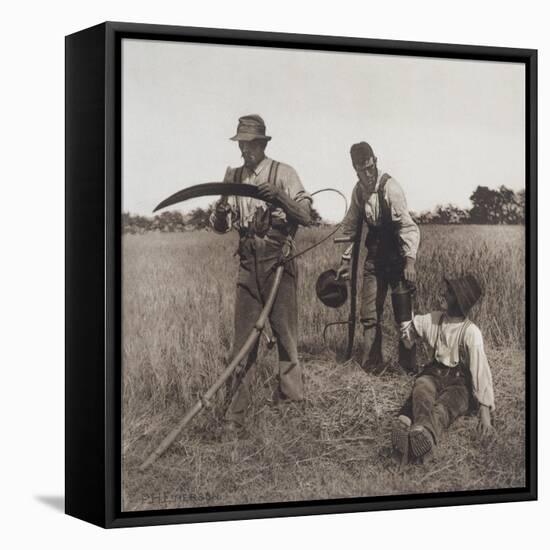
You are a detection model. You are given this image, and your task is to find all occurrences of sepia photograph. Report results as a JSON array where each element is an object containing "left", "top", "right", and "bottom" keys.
[{"left": 120, "top": 37, "right": 527, "bottom": 512}]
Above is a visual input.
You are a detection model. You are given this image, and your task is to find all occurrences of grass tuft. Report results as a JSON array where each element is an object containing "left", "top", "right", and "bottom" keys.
[{"left": 122, "top": 226, "right": 525, "bottom": 511}]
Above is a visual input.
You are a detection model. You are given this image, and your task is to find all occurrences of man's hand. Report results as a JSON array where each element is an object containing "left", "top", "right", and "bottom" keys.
[
  {"left": 257, "top": 183, "right": 311, "bottom": 226},
  {"left": 477, "top": 405, "right": 495, "bottom": 440},
  {"left": 404, "top": 257, "right": 416, "bottom": 283},
  {"left": 335, "top": 261, "right": 350, "bottom": 281},
  {"left": 212, "top": 197, "right": 232, "bottom": 233},
  {"left": 215, "top": 197, "right": 231, "bottom": 216},
  {"left": 257, "top": 182, "right": 280, "bottom": 202}
]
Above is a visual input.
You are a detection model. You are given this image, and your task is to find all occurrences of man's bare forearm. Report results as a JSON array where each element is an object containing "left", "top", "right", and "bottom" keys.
[
  {"left": 275, "top": 193, "right": 312, "bottom": 226},
  {"left": 479, "top": 404, "right": 491, "bottom": 424}
]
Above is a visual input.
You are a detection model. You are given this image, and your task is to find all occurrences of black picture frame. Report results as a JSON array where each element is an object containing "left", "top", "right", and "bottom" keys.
[{"left": 65, "top": 21, "right": 537, "bottom": 528}]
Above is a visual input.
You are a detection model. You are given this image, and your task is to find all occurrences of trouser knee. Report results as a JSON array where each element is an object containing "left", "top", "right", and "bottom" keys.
[
  {"left": 360, "top": 317, "right": 380, "bottom": 330},
  {"left": 433, "top": 402, "right": 451, "bottom": 429},
  {"left": 413, "top": 376, "right": 436, "bottom": 397}
]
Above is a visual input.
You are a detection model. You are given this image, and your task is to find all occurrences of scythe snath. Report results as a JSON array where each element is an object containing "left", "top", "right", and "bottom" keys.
[
  {"left": 140, "top": 262, "right": 284, "bottom": 471},
  {"left": 322, "top": 216, "right": 363, "bottom": 360},
  {"left": 140, "top": 183, "right": 282, "bottom": 471},
  {"left": 139, "top": 183, "right": 348, "bottom": 471}
]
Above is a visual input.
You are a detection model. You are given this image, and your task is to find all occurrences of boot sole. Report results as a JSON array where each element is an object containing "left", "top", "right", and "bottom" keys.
[
  {"left": 391, "top": 422, "right": 410, "bottom": 455},
  {"left": 409, "top": 425, "right": 434, "bottom": 458}
]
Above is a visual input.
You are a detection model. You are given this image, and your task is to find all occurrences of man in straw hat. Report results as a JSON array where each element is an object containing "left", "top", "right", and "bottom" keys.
[
  {"left": 391, "top": 274, "right": 495, "bottom": 463},
  {"left": 210, "top": 114, "right": 312, "bottom": 434},
  {"left": 336, "top": 142, "right": 420, "bottom": 373}
]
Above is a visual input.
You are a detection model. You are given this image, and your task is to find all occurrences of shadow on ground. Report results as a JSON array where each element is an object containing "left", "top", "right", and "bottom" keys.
[{"left": 35, "top": 495, "right": 64, "bottom": 513}]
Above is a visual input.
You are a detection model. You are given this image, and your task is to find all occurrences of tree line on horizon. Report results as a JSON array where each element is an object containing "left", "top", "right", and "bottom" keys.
[{"left": 123, "top": 185, "right": 525, "bottom": 234}]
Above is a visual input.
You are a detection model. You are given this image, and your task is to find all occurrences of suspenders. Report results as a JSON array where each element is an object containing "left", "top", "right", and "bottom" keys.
[
  {"left": 377, "top": 173, "right": 392, "bottom": 223},
  {"left": 267, "top": 160, "right": 280, "bottom": 185},
  {"left": 432, "top": 313, "right": 472, "bottom": 367},
  {"left": 363, "top": 173, "right": 401, "bottom": 260},
  {"left": 457, "top": 318, "right": 472, "bottom": 366},
  {"left": 233, "top": 166, "right": 244, "bottom": 184},
  {"left": 233, "top": 160, "right": 279, "bottom": 185},
  {"left": 433, "top": 314, "right": 445, "bottom": 362},
  {"left": 233, "top": 160, "right": 280, "bottom": 236}
]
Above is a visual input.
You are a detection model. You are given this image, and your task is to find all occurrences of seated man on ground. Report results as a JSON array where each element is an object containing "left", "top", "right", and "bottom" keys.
[{"left": 392, "top": 274, "right": 495, "bottom": 462}]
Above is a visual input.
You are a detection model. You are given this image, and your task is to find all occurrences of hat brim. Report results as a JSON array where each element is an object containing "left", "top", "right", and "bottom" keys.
[
  {"left": 443, "top": 278, "right": 462, "bottom": 315},
  {"left": 444, "top": 277, "right": 478, "bottom": 316},
  {"left": 316, "top": 269, "right": 348, "bottom": 308},
  {"left": 230, "top": 133, "right": 271, "bottom": 142}
]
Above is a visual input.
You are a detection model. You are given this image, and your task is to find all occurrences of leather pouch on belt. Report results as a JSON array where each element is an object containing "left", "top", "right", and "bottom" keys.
[{"left": 252, "top": 206, "right": 271, "bottom": 238}]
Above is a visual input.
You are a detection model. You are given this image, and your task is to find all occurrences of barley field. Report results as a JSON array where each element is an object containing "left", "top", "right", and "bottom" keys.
[{"left": 122, "top": 225, "right": 526, "bottom": 511}]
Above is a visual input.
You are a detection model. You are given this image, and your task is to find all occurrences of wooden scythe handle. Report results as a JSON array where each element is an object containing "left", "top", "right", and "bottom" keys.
[{"left": 139, "top": 264, "right": 285, "bottom": 471}]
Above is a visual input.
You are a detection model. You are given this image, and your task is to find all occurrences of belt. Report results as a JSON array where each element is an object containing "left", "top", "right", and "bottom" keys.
[
  {"left": 238, "top": 226, "right": 292, "bottom": 240},
  {"left": 239, "top": 227, "right": 257, "bottom": 238},
  {"left": 424, "top": 362, "right": 464, "bottom": 378}
]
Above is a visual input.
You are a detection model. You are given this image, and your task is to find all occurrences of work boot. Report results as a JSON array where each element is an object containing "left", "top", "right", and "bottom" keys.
[
  {"left": 398, "top": 341, "right": 417, "bottom": 374},
  {"left": 270, "top": 388, "right": 306, "bottom": 419},
  {"left": 269, "top": 386, "right": 286, "bottom": 406},
  {"left": 391, "top": 415, "right": 412, "bottom": 455},
  {"left": 360, "top": 326, "right": 386, "bottom": 374},
  {"left": 360, "top": 348, "right": 387, "bottom": 375},
  {"left": 409, "top": 424, "right": 435, "bottom": 458}
]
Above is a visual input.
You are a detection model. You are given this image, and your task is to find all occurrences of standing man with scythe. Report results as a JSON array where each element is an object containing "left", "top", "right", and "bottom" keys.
[
  {"left": 336, "top": 142, "right": 420, "bottom": 374},
  {"left": 211, "top": 114, "right": 313, "bottom": 434}
]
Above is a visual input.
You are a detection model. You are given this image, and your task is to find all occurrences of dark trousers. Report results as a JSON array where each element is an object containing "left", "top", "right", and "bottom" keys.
[
  {"left": 225, "top": 235, "right": 303, "bottom": 425},
  {"left": 360, "top": 257, "right": 415, "bottom": 369},
  {"left": 400, "top": 363, "right": 470, "bottom": 442}
]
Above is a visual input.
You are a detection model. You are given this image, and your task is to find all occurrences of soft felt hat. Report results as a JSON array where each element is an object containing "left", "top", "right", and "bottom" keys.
[
  {"left": 316, "top": 269, "right": 348, "bottom": 308},
  {"left": 230, "top": 114, "right": 272, "bottom": 142},
  {"left": 350, "top": 141, "right": 375, "bottom": 165},
  {"left": 445, "top": 274, "right": 482, "bottom": 315}
]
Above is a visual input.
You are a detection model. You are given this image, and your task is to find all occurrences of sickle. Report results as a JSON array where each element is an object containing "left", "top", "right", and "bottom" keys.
[{"left": 153, "top": 182, "right": 266, "bottom": 212}]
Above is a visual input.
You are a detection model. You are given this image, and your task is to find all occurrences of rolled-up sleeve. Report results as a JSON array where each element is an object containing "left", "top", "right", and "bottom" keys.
[
  {"left": 278, "top": 163, "right": 312, "bottom": 204},
  {"left": 466, "top": 328, "right": 495, "bottom": 411},
  {"left": 400, "top": 313, "right": 431, "bottom": 349},
  {"left": 338, "top": 185, "right": 364, "bottom": 261},
  {"left": 340, "top": 185, "right": 363, "bottom": 239},
  {"left": 270, "top": 162, "right": 312, "bottom": 227},
  {"left": 386, "top": 179, "right": 420, "bottom": 260}
]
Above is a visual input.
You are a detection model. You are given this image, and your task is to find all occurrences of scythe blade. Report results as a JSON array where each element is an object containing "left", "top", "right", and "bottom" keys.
[
  {"left": 153, "top": 182, "right": 266, "bottom": 212},
  {"left": 140, "top": 182, "right": 285, "bottom": 470}
]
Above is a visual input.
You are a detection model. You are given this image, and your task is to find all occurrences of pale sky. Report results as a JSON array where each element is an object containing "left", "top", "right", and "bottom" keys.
[{"left": 122, "top": 38, "right": 525, "bottom": 222}]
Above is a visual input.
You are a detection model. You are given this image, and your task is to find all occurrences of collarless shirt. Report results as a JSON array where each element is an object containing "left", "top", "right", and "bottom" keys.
[
  {"left": 403, "top": 311, "right": 495, "bottom": 410},
  {"left": 340, "top": 170, "right": 420, "bottom": 260},
  {"left": 213, "top": 156, "right": 312, "bottom": 234}
]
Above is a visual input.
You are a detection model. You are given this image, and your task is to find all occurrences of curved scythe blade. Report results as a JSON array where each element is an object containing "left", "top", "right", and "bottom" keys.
[
  {"left": 153, "top": 182, "right": 265, "bottom": 212},
  {"left": 139, "top": 181, "right": 287, "bottom": 470}
]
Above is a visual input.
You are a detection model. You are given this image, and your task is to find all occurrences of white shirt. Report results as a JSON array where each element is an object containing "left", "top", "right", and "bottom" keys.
[
  {"left": 212, "top": 156, "right": 311, "bottom": 234},
  {"left": 403, "top": 311, "right": 495, "bottom": 411},
  {"left": 341, "top": 170, "right": 420, "bottom": 260}
]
